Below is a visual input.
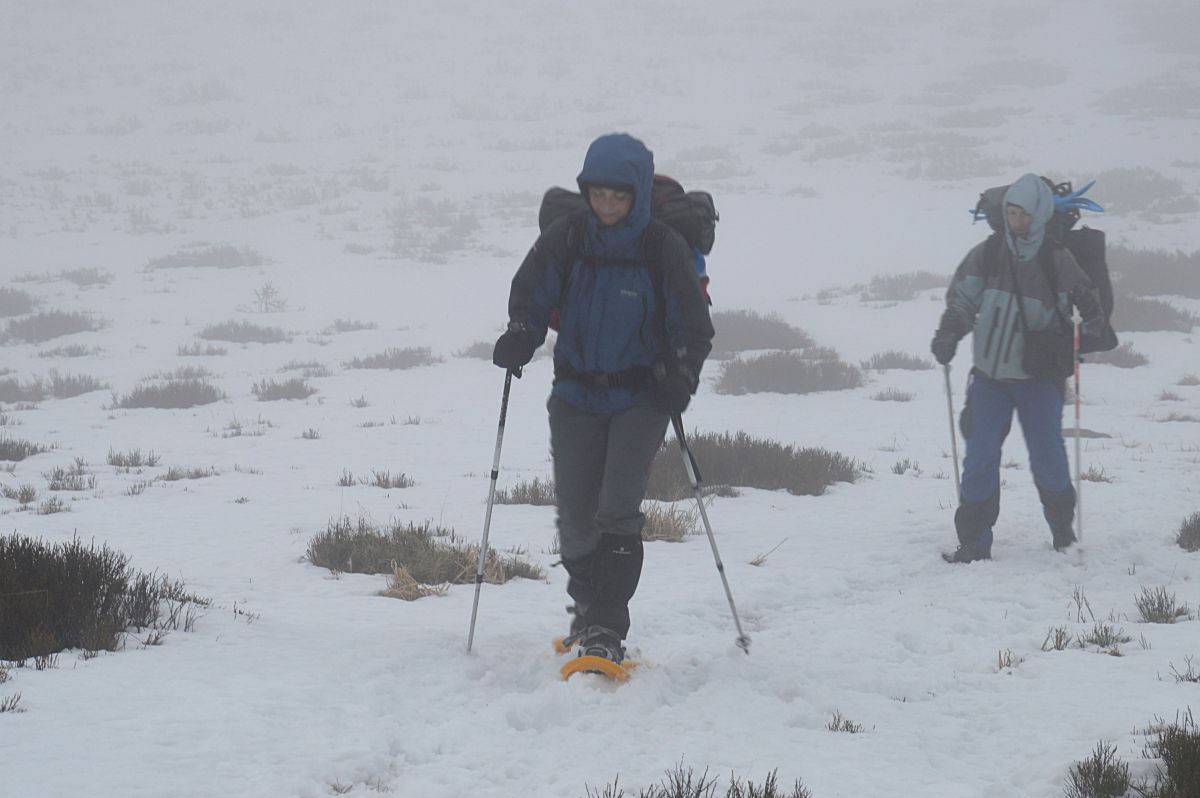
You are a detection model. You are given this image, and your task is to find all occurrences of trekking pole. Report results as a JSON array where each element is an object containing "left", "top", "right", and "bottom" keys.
[
  {"left": 466, "top": 367, "right": 519, "bottom": 653},
  {"left": 942, "top": 364, "right": 962, "bottom": 503},
  {"left": 671, "top": 413, "right": 751, "bottom": 654},
  {"left": 1072, "top": 309, "right": 1083, "bottom": 542}
]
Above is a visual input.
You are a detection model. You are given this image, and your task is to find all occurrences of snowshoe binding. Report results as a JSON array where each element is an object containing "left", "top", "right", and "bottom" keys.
[{"left": 559, "top": 626, "right": 634, "bottom": 683}]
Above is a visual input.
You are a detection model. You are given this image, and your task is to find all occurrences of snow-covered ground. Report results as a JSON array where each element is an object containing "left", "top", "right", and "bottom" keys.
[{"left": 2, "top": 1, "right": 1200, "bottom": 796}]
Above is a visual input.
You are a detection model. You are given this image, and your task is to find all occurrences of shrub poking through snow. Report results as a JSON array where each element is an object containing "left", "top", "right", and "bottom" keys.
[
  {"left": 872, "top": 388, "right": 914, "bottom": 402},
  {"left": 860, "top": 270, "right": 947, "bottom": 301},
  {"left": 827, "top": 710, "right": 867, "bottom": 733},
  {"left": 1085, "top": 341, "right": 1150, "bottom": 369},
  {"left": 48, "top": 371, "right": 107, "bottom": 398},
  {"left": 1142, "top": 709, "right": 1200, "bottom": 797},
  {"left": 197, "top": 320, "right": 290, "bottom": 344},
  {"left": 252, "top": 377, "right": 316, "bottom": 401},
  {"left": 107, "top": 448, "right": 161, "bottom": 468},
  {"left": 177, "top": 342, "right": 228, "bottom": 356},
  {"left": 0, "top": 377, "right": 46, "bottom": 403},
  {"left": 1063, "top": 741, "right": 1131, "bottom": 798},
  {"left": 1180, "top": 374, "right": 1200, "bottom": 387},
  {"left": 862, "top": 350, "right": 934, "bottom": 371},
  {"left": 59, "top": 268, "right": 111, "bottom": 288},
  {"left": 161, "top": 466, "right": 217, "bottom": 481},
  {"left": 1135, "top": 586, "right": 1191, "bottom": 624},
  {"left": 0, "top": 532, "right": 205, "bottom": 659},
  {"left": 1042, "top": 626, "right": 1073, "bottom": 651},
  {"left": 1082, "top": 623, "right": 1131, "bottom": 650},
  {"left": 44, "top": 459, "right": 95, "bottom": 491},
  {"left": 1, "top": 483, "right": 37, "bottom": 505},
  {"left": 645, "top": 430, "right": 860, "bottom": 500},
  {"left": 327, "top": 318, "right": 377, "bottom": 333},
  {"left": 1110, "top": 293, "right": 1197, "bottom": 334},
  {"left": 146, "top": 243, "right": 264, "bottom": 270},
  {"left": 367, "top": 470, "right": 414, "bottom": 489},
  {"left": 4, "top": 310, "right": 104, "bottom": 343},
  {"left": 1109, "top": 244, "right": 1200, "bottom": 299},
  {"left": 455, "top": 340, "right": 494, "bottom": 360},
  {"left": 584, "top": 763, "right": 812, "bottom": 798},
  {"left": 708, "top": 309, "right": 816, "bottom": 360},
  {"left": 307, "top": 516, "right": 543, "bottom": 587},
  {"left": 0, "top": 436, "right": 51, "bottom": 462},
  {"left": 115, "top": 379, "right": 222, "bottom": 409},
  {"left": 494, "top": 477, "right": 556, "bottom": 506},
  {"left": 0, "top": 287, "right": 35, "bottom": 318},
  {"left": 641, "top": 501, "right": 698, "bottom": 542},
  {"left": 1178, "top": 512, "right": 1200, "bottom": 552},
  {"left": 715, "top": 350, "right": 864, "bottom": 395},
  {"left": 1080, "top": 466, "right": 1115, "bottom": 483},
  {"left": 344, "top": 347, "right": 441, "bottom": 370}
]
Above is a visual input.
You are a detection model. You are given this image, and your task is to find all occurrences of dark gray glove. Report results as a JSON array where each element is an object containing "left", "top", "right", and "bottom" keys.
[{"left": 492, "top": 323, "right": 537, "bottom": 371}]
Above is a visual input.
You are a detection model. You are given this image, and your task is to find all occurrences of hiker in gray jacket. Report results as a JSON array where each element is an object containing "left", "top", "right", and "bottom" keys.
[{"left": 931, "top": 173, "right": 1105, "bottom": 563}]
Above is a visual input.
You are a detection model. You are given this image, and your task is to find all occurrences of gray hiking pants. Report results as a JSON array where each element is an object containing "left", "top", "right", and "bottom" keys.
[{"left": 548, "top": 395, "right": 669, "bottom": 637}]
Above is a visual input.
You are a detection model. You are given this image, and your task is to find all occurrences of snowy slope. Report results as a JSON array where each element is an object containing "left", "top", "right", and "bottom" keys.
[{"left": 2, "top": 1, "right": 1200, "bottom": 796}]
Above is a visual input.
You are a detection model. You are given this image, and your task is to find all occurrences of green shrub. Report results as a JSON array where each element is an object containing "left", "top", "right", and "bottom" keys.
[
  {"left": 48, "top": 371, "right": 107, "bottom": 398},
  {"left": 0, "top": 532, "right": 205, "bottom": 659},
  {"left": 197, "top": 320, "right": 290, "bottom": 344},
  {"left": 1136, "top": 586, "right": 1190, "bottom": 624},
  {"left": 709, "top": 310, "right": 815, "bottom": 359},
  {"left": 494, "top": 476, "right": 555, "bottom": 506},
  {"left": 147, "top": 243, "right": 264, "bottom": 270},
  {"left": 0, "top": 287, "right": 35, "bottom": 318},
  {"left": 252, "top": 377, "right": 316, "bottom": 401},
  {"left": 1086, "top": 342, "right": 1150, "bottom": 368},
  {"left": 1111, "top": 293, "right": 1197, "bottom": 334},
  {"left": 115, "top": 379, "right": 222, "bottom": 409},
  {"left": 1178, "top": 512, "right": 1200, "bottom": 552},
  {"left": 862, "top": 350, "right": 933, "bottom": 371},
  {"left": 344, "top": 347, "right": 441, "bottom": 370},
  {"left": 646, "top": 429, "right": 860, "bottom": 500},
  {"left": 584, "top": 763, "right": 812, "bottom": 798},
  {"left": 860, "top": 271, "right": 946, "bottom": 301},
  {"left": 0, "top": 436, "right": 51, "bottom": 461},
  {"left": 4, "top": 310, "right": 103, "bottom": 343},
  {"left": 1064, "top": 741, "right": 1130, "bottom": 798},
  {"left": 715, "top": 350, "right": 864, "bottom": 395},
  {"left": 307, "top": 517, "right": 543, "bottom": 587},
  {"left": 1110, "top": 244, "right": 1200, "bottom": 298},
  {"left": 0, "top": 377, "right": 46, "bottom": 403},
  {"left": 1143, "top": 709, "right": 1200, "bottom": 797}
]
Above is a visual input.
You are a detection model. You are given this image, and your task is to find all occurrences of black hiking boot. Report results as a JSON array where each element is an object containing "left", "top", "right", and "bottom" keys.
[
  {"left": 942, "top": 544, "right": 992, "bottom": 564},
  {"left": 1051, "top": 527, "right": 1077, "bottom": 552},
  {"left": 578, "top": 625, "right": 625, "bottom": 664}
]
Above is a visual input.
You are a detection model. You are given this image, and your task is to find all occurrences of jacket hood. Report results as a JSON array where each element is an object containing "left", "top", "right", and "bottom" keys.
[
  {"left": 1003, "top": 173, "right": 1054, "bottom": 262},
  {"left": 575, "top": 133, "right": 654, "bottom": 257}
]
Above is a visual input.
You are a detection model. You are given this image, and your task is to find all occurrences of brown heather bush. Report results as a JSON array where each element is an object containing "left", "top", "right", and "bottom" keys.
[
  {"left": 1109, "top": 244, "right": 1200, "bottom": 298},
  {"left": 114, "top": 379, "right": 223, "bottom": 409},
  {"left": 1063, "top": 741, "right": 1130, "bottom": 798},
  {"left": 709, "top": 309, "right": 815, "bottom": 360},
  {"left": 252, "top": 377, "right": 316, "bottom": 401},
  {"left": 860, "top": 270, "right": 946, "bottom": 302},
  {"left": 1178, "top": 512, "right": 1200, "bottom": 552},
  {"left": 146, "top": 243, "right": 264, "bottom": 270},
  {"left": 1085, "top": 341, "right": 1150, "bottom": 369},
  {"left": 197, "top": 320, "right": 290, "bottom": 344},
  {"left": 4, "top": 310, "right": 104, "bottom": 343},
  {"left": 0, "top": 436, "right": 51, "bottom": 462},
  {"left": 646, "top": 429, "right": 860, "bottom": 500},
  {"left": 0, "top": 287, "right": 36, "bottom": 318},
  {"left": 0, "top": 532, "right": 206, "bottom": 659},
  {"left": 344, "top": 347, "right": 441, "bottom": 370},
  {"left": 494, "top": 476, "right": 556, "bottom": 506},
  {"left": 583, "top": 763, "right": 813, "bottom": 798},
  {"left": 715, "top": 350, "right": 864, "bottom": 395},
  {"left": 307, "top": 517, "right": 543, "bottom": 589},
  {"left": 1111, "top": 292, "right": 1197, "bottom": 334}
]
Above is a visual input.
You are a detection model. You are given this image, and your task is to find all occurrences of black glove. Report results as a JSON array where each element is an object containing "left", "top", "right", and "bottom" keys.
[
  {"left": 930, "top": 329, "right": 959, "bottom": 366},
  {"left": 492, "top": 323, "right": 538, "bottom": 371},
  {"left": 650, "top": 373, "right": 693, "bottom": 415},
  {"left": 931, "top": 309, "right": 966, "bottom": 366},
  {"left": 1069, "top": 286, "right": 1102, "bottom": 327}
]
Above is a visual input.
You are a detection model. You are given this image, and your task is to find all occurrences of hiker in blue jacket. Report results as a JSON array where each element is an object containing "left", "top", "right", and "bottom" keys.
[
  {"left": 492, "top": 133, "right": 714, "bottom": 662},
  {"left": 931, "top": 173, "right": 1105, "bottom": 563}
]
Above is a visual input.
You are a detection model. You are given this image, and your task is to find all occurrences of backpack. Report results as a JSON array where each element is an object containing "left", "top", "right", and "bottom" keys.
[
  {"left": 972, "top": 177, "right": 1118, "bottom": 355},
  {"left": 538, "top": 174, "right": 718, "bottom": 299}
]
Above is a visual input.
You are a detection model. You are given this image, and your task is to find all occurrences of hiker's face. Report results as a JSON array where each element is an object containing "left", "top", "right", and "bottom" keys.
[
  {"left": 1006, "top": 203, "right": 1034, "bottom": 239},
  {"left": 588, "top": 186, "right": 634, "bottom": 227}
]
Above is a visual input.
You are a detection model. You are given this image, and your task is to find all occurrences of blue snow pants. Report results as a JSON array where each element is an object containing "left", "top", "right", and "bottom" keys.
[{"left": 956, "top": 370, "right": 1075, "bottom": 553}]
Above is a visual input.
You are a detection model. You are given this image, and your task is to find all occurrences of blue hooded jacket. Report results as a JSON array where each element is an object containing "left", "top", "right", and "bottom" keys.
[{"left": 506, "top": 133, "right": 714, "bottom": 414}]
